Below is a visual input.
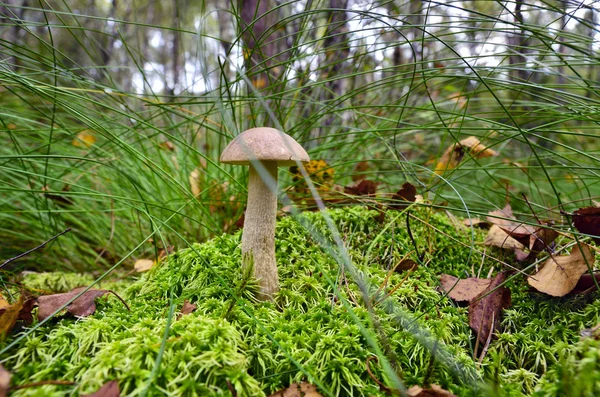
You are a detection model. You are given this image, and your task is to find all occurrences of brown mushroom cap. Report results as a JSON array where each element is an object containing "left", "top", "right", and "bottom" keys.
[{"left": 220, "top": 127, "right": 310, "bottom": 166}]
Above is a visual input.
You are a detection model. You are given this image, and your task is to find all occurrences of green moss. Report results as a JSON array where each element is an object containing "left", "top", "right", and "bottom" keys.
[{"left": 3, "top": 206, "right": 600, "bottom": 396}]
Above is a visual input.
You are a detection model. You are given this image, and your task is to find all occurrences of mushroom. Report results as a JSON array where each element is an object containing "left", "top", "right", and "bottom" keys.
[{"left": 220, "top": 127, "right": 310, "bottom": 300}]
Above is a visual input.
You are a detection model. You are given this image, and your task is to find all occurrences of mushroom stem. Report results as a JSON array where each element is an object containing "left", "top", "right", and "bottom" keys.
[{"left": 242, "top": 160, "right": 279, "bottom": 300}]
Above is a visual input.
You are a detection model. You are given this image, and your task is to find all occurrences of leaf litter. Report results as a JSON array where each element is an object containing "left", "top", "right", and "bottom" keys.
[{"left": 37, "top": 287, "right": 130, "bottom": 321}]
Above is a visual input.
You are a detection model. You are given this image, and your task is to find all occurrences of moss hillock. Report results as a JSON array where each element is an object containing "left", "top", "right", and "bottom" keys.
[{"left": 3, "top": 206, "right": 600, "bottom": 396}]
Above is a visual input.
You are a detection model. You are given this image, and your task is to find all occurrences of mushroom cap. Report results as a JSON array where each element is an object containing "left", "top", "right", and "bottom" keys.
[{"left": 220, "top": 127, "right": 310, "bottom": 166}]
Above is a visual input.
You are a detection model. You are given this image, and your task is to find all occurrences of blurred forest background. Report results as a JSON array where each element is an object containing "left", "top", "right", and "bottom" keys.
[{"left": 1, "top": 0, "right": 599, "bottom": 271}]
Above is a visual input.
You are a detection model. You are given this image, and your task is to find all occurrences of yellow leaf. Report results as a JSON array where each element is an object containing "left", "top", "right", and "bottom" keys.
[
  {"left": 6, "top": 123, "right": 16, "bottom": 130},
  {"left": 0, "top": 296, "right": 23, "bottom": 339},
  {"left": 134, "top": 259, "right": 155, "bottom": 273},
  {"left": 435, "top": 136, "right": 497, "bottom": 175},
  {"left": 72, "top": 129, "right": 96, "bottom": 148},
  {"left": 527, "top": 244, "right": 595, "bottom": 297},
  {"left": 0, "top": 297, "right": 9, "bottom": 311}
]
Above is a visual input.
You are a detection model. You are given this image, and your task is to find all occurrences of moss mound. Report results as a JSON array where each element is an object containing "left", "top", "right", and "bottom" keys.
[{"left": 3, "top": 206, "right": 600, "bottom": 396}]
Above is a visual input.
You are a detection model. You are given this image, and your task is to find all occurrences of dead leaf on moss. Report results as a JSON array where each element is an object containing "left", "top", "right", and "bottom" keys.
[
  {"left": 469, "top": 272, "right": 511, "bottom": 346},
  {"left": 527, "top": 244, "right": 595, "bottom": 297},
  {"left": 487, "top": 204, "right": 534, "bottom": 242},
  {"left": 434, "top": 136, "right": 497, "bottom": 175},
  {"left": 407, "top": 384, "right": 457, "bottom": 397},
  {"left": 573, "top": 206, "right": 600, "bottom": 245},
  {"left": 0, "top": 297, "right": 9, "bottom": 311},
  {"left": 394, "top": 259, "right": 418, "bottom": 272},
  {"left": 268, "top": 382, "right": 323, "bottom": 397},
  {"left": 352, "top": 161, "right": 370, "bottom": 181},
  {"left": 134, "top": 259, "right": 154, "bottom": 273},
  {"left": 37, "top": 287, "right": 126, "bottom": 321},
  {"left": 82, "top": 380, "right": 120, "bottom": 397},
  {"left": 484, "top": 225, "right": 526, "bottom": 250},
  {"left": 571, "top": 272, "right": 600, "bottom": 294},
  {"left": 439, "top": 275, "right": 492, "bottom": 302},
  {"left": 0, "top": 364, "right": 9, "bottom": 397},
  {"left": 178, "top": 300, "right": 197, "bottom": 319}
]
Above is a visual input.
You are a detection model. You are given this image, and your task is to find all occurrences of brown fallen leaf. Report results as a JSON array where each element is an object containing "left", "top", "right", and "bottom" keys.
[
  {"left": 487, "top": 204, "right": 534, "bottom": 243},
  {"left": 37, "top": 287, "right": 128, "bottom": 321},
  {"left": 134, "top": 259, "right": 154, "bottom": 273},
  {"left": 484, "top": 225, "right": 526, "bottom": 251},
  {"left": 177, "top": 300, "right": 197, "bottom": 319},
  {"left": 389, "top": 182, "right": 417, "bottom": 210},
  {"left": 159, "top": 141, "right": 175, "bottom": 151},
  {"left": 407, "top": 384, "right": 457, "bottom": 397},
  {"left": 0, "top": 297, "right": 9, "bottom": 311},
  {"left": 469, "top": 272, "right": 511, "bottom": 347},
  {"left": 434, "top": 136, "right": 497, "bottom": 175},
  {"left": 573, "top": 206, "right": 600, "bottom": 244},
  {"left": 0, "top": 364, "right": 10, "bottom": 397},
  {"left": 571, "top": 272, "right": 600, "bottom": 294},
  {"left": 82, "top": 380, "right": 120, "bottom": 397},
  {"left": 394, "top": 259, "right": 418, "bottom": 272},
  {"left": 439, "top": 275, "right": 492, "bottom": 302},
  {"left": 345, "top": 180, "right": 377, "bottom": 196},
  {"left": 268, "top": 382, "right": 323, "bottom": 397},
  {"left": 527, "top": 244, "right": 595, "bottom": 297}
]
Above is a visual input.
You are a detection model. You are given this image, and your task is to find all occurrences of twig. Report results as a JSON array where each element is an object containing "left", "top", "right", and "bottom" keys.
[
  {"left": 226, "top": 380, "right": 237, "bottom": 397},
  {"left": 366, "top": 356, "right": 393, "bottom": 395},
  {"left": 11, "top": 380, "right": 76, "bottom": 390},
  {"left": 406, "top": 212, "right": 424, "bottom": 262},
  {"left": 1, "top": 228, "right": 71, "bottom": 268},
  {"left": 107, "top": 290, "right": 131, "bottom": 311}
]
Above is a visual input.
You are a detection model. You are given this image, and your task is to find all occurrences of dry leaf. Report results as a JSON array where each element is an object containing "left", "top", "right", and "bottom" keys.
[
  {"left": 407, "top": 384, "right": 457, "bottom": 397},
  {"left": 439, "top": 275, "right": 492, "bottom": 302},
  {"left": 527, "top": 244, "right": 595, "bottom": 297},
  {"left": 0, "top": 364, "right": 9, "bottom": 397},
  {"left": 159, "top": 141, "right": 175, "bottom": 151},
  {"left": 389, "top": 182, "right": 417, "bottom": 210},
  {"left": 469, "top": 272, "right": 511, "bottom": 345},
  {"left": 571, "top": 272, "right": 600, "bottom": 294},
  {"left": 487, "top": 204, "right": 534, "bottom": 242},
  {"left": 394, "top": 259, "right": 418, "bottom": 272},
  {"left": 484, "top": 225, "right": 526, "bottom": 250},
  {"left": 345, "top": 180, "right": 377, "bottom": 196},
  {"left": 0, "top": 296, "right": 24, "bottom": 339},
  {"left": 573, "top": 206, "right": 600, "bottom": 244},
  {"left": 82, "top": 380, "right": 120, "bottom": 397},
  {"left": 134, "top": 259, "right": 154, "bottom": 273},
  {"left": 37, "top": 287, "right": 114, "bottom": 321},
  {"left": 434, "top": 136, "right": 497, "bottom": 174},
  {"left": 268, "top": 382, "right": 323, "bottom": 397},
  {"left": 72, "top": 129, "right": 96, "bottom": 148},
  {"left": 178, "top": 300, "right": 197, "bottom": 319},
  {"left": 189, "top": 168, "right": 202, "bottom": 197}
]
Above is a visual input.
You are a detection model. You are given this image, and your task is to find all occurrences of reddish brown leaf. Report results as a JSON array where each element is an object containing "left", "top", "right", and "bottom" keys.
[
  {"left": 177, "top": 300, "right": 197, "bottom": 320},
  {"left": 345, "top": 180, "right": 377, "bottom": 196},
  {"left": 571, "top": 272, "right": 600, "bottom": 294},
  {"left": 527, "top": 244, "right": 595, "bottom": 297},
  {"left": 37, "top": 287, "right": 112, "bottom": 321},
  {"left": 394, "top": 259, "right": 418, "bottom": 273},
  {"left": 468, "top": 272, "right": 511, "bottom": 344},
  {"left": 0, "top": 364, "right": 10, "bottom": 397},
  {"left": 268, "top": 382, "right": 322, "bottom": 397},
  {"left": 407, "top": 384, "right": 457, "bottom": 397},
  {"left": 389, "top": 182, "right": 417, "bottom": 210},
  {"left": 439, "top": 275, "right": 492, "bottom": 302},
  {"left": 82, "top": 380, "right": 120, "bottom": 397},
  {"left": 573, "top": 206, "right": 600, "bottom": 244}
]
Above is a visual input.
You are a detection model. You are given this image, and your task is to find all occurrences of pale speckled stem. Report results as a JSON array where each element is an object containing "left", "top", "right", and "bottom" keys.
[{"left": 242, "top": 161, "right": 279, "bottom": 300}]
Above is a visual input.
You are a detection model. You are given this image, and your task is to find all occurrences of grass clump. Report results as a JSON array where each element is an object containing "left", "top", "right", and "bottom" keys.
[{"left": 3, "top": 206, "right": 600, "bottom": 396}]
